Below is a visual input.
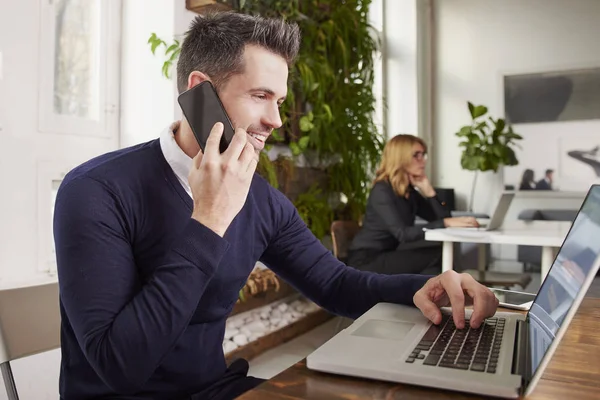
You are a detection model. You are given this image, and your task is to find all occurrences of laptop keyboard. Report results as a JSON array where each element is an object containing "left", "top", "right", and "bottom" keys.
[{"left": 405, "top": 313, "right": 505, "bottom": 373}]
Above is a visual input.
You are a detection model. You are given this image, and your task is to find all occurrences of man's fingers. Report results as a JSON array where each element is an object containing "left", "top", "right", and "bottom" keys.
[
  {"left": 192, "top": 150, "right": 203, "bottom": 170},
  {"left": 204, "top": 122, "right": 224, "bottom": 159},
  {"left": 238, "top": 142, "right": 256, "bottom": 166},
  {"left": 244, "top": 157, "right": 259, "bottom": 180},
  {"left": 442, "top": 274, "right": 466, "bottom": 329},
  {"left": 413, "top": 285, "right": 442, "bottom": 325},
  {"left": 417, "top": 298, "right": 443, "bottom": 325},
  {"left": 461, "top": 274, "right": 498, "bottom": 328},
  {"left": 223, "top": 128, "right": 249, "bottom": 162}
]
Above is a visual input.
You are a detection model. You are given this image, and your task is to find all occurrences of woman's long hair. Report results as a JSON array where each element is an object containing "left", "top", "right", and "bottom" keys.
[
  {"left": 374, "top": 134, "right": 427, "bottom": 197},
  {"left": 520, "top": 169, "right": 535, "bottom": 188}
]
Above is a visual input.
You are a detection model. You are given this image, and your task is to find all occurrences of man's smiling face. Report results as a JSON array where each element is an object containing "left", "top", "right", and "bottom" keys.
[{"left": 216, "top": 44, "right": 288, "bottom": 155}]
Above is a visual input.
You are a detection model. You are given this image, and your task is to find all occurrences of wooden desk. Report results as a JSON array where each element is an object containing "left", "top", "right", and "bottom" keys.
[{"left": 238, "top": 297, "right": 600, "bottom": 400}]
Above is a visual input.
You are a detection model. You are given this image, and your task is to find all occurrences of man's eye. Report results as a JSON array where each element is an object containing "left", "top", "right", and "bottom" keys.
[{"left": 254, "top": 94, "right": 266, "bottom": 100}]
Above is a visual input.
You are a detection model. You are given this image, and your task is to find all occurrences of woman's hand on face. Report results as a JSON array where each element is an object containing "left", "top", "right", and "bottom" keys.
[
  {"left": 408, "top": 174, "right": 436, "bottom": 197},
  {"left": 443, "top": 216, "right": 480, "bottom": 228}
]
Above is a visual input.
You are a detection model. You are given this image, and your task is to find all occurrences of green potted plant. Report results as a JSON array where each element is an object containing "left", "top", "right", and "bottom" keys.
[
  {"left": 456, "top": 102, "right": 523, "bottom": 211},
  {"left": 148, "top": 0, "right": 384, "bottom": 239}
]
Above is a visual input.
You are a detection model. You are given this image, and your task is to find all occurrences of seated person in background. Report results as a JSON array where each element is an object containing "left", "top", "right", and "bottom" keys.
[
  {"left": 347, "top": 134, "right": 478, "bottom": 275},
  {"left": 519, "top": 168, "right": 536, "bottom": 190},
  {"left": 536, "top": 169, "right": 554, "bottom": 190}
]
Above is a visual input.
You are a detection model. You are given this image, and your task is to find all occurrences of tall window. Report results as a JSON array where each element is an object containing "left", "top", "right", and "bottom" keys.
[
  {"left": 39, "top": 0, "right": 120, "bottom": 137},
  {"left": 37, "top": 0, "right": 121, "bottom": 275}
]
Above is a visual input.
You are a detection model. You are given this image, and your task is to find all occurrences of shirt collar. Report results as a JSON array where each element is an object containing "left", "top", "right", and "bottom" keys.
[{"left": 159, "top": 121, "right": 192, "bottom": 197}]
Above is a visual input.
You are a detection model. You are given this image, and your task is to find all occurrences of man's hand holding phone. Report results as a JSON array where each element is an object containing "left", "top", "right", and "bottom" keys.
[{"left": 189, "top": 122, "right": 258, "bottom": 237}]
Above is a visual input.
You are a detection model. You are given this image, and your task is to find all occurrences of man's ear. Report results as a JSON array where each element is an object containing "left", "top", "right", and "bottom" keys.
[{"left": 187, "top": 71, "right": 211, "bottom": 90}]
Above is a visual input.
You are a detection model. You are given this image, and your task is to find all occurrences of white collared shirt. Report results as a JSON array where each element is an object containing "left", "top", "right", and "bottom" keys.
[{"left": 159, "top": 121, "right": 193, "bottom": 199}]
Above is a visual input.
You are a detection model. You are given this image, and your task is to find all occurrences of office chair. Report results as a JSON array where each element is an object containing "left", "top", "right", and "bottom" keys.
[
  {"left": 330, "top": 220, "right": 360, "bottom": 264},
  {"left": 0, "top": 281, "right": 61, "bottom": 400}
]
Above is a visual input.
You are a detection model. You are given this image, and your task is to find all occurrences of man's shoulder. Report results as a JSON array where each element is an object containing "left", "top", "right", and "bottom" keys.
[
  {"left": 249, "top": 173, "right": 296, "bottom": 220},
  {"left": 62, "top": 140, "right": 161, "bottom": 190}
]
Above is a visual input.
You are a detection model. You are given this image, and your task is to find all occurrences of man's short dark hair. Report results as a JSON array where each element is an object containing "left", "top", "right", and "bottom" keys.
[
  {"left": 176, "top": 12, "right": 300, "bottom": 93},
  {"left": 546, "top": 169, "right": 554, "bottom": 175}
]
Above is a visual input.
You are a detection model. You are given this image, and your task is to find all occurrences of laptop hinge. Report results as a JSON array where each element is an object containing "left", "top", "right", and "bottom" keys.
[{"left": 511, "top": 319, "right": 528, "bottom": 380}]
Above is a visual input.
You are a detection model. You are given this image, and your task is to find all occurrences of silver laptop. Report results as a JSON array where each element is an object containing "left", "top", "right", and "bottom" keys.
[
  {"left": 462, "top": 192, "right": 515, "bottom": 231},
  {"left": 307, "top": 185, "right": 600, "bottom": 398}
]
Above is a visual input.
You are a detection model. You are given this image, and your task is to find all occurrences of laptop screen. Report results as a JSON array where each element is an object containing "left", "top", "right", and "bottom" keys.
[{"left": 526, "top": 185, "right": 600, "bottom": 381}]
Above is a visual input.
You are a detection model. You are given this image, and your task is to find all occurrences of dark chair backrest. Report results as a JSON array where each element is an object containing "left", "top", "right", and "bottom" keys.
[{"left": 330, "top": 220, "right": 360, "bottom": 262}]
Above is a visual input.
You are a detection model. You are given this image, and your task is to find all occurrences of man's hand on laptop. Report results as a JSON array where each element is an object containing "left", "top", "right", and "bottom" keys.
[{"left": 413, "top": 271, "right": 499, "bottom": 329}]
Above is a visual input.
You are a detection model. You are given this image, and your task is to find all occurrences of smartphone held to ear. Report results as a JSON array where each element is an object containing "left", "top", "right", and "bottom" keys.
[{"left": 177, "top": 81, "right": 235, "bottom": 153}]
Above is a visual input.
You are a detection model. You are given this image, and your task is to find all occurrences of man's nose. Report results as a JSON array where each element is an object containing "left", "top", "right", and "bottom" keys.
[{"left": 264, "top": 103, "right": 282, "bottom": 130}]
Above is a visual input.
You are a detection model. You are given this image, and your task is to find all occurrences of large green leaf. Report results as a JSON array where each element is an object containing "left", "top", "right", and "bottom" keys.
[
  {"left": 299, "top": 116, "right": 314, "bottom": 132},
  {"left": 298, "top": 136, "right": 310, "bottom": 149},
  {"left": 495, "top": 118, "right": 505, "bottom": 133},
  {"left": 472, "top": 105, "right": 488, "bottom": 119},
  {"left": 457, "top": 101, "right": 522, "bottom": 173},
  {"left": 457, "top": 126, "right": 472, "bottom": 137},
  {"left": 468, "top": 102, "right": 475, "bottom": 119}
]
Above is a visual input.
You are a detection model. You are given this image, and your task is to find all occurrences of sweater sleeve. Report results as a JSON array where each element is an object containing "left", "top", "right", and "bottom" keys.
[
  {"left": 414, "top": 191, "right": 451, "bottom": 228},
  {"left": 260, "top": 189, "right": 431, "bottom": 319},
  {"left": 54, "top": 177, "right": 229, "bottom": 394}
]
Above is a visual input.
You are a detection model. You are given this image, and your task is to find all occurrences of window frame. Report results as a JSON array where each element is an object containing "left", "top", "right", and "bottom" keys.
[{"left": 38, "top": 0, "right": 121, "bottom": 138}]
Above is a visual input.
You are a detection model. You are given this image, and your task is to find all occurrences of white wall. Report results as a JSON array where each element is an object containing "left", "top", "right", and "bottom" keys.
[
  {"left": 432, "top": 0, "right": 600, "bottom": 213},
  {"left": 383, "top": 0, "right": 419, "bottom": 137},
  {"left": 120, "top": 0, "right": 176, "bottom": 147}
]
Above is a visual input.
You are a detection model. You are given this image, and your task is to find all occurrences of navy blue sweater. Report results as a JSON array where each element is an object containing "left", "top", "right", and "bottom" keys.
[{"left": 54, "top": 139, "right": 430, "bottom": 399}]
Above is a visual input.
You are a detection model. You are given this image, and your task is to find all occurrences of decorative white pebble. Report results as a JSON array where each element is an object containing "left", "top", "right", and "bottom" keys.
[
  {"left": 224, "top": 328, "right": 239, "bottom": 339},
  {"left": 240, "top": 327, "right": 252, "bottom": 337},
  {"left": 269, "top": 317, "right": 281, "bottom": 326},
  {"left": 271, "top": 309, "right": 282, "bottom": 318},
  {"left": 248, "top": 333, "right": 260, "bottom": 342},
  {"left": 276, "top": 321, "right": 287, "bottom": 328},
  {"left": 233, "top": 334, "right": 248, "bottom": 346},
  {"left": 260, "top": 311, "right": 270, "bottom": 319},
  {"left": 277, "top": 303, "right": 288, "bottom": 312},
  {"left": 229, "top": 318, "right": 244, "bottom": 329},
  {"left": 246, "top": 320, "right": 267, "bottom": 333},
  {"left": 223, "top": 340, "right": 238, "bottom": 353},
  {"left": 295, "top": 304, "right": 308, "bottom": 313},
  {"left": 290, "top": 300, "right": 303, "bottom": 310}
]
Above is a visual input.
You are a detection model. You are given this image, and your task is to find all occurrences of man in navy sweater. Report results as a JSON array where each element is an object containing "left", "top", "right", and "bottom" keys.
[{"left": 54, "top": 12, "right": 499, "bottom": 400}]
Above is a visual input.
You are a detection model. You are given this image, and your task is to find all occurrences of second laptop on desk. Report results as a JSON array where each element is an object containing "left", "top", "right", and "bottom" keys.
[{"left": 441, "top": 192, "right": 515, "bottom": 232}]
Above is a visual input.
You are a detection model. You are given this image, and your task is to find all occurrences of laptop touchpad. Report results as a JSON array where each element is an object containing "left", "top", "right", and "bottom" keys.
[{"left": 351, "top": 319, "right": 415, "bottom": 341}]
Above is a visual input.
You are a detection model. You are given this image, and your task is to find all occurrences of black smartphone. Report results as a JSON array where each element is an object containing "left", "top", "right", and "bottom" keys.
[{"left": 177, "top": 81, "right": 235, "bottom": 153}]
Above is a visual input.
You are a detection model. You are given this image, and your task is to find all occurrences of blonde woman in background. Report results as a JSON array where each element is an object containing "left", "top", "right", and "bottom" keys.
[{"left": 347, "top": 134, "right": 478, "bottom": 275}]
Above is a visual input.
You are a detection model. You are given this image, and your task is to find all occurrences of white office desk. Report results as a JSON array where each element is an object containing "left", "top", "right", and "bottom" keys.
[{"left": 425, "top": 220, "right": 571, "bottom": 280}]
